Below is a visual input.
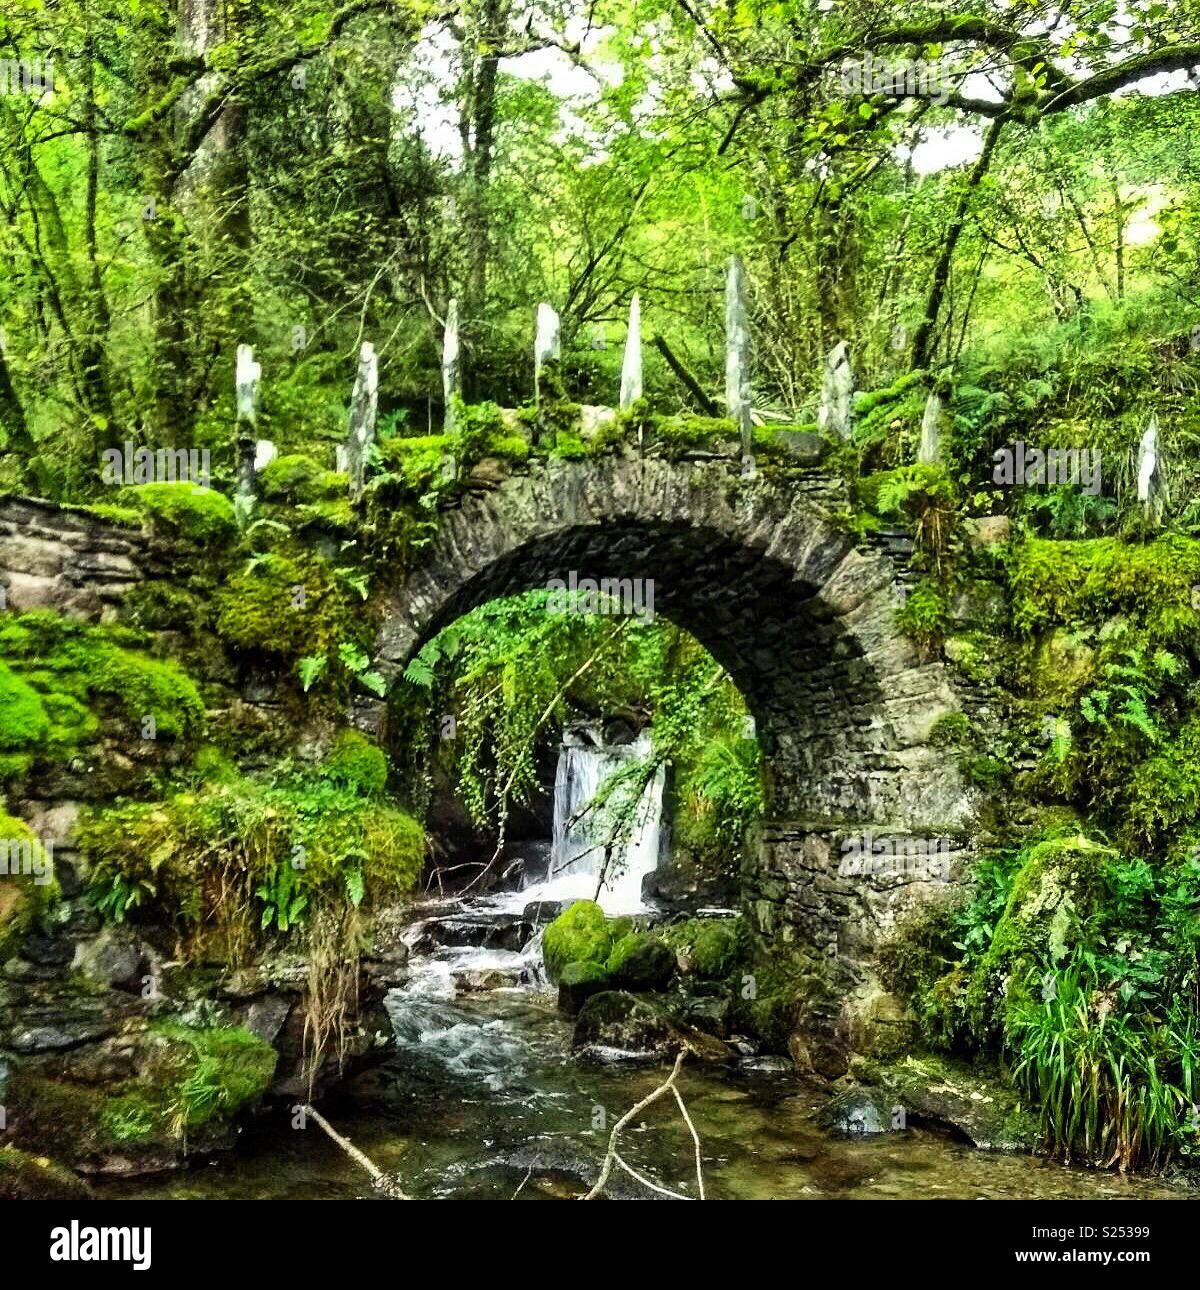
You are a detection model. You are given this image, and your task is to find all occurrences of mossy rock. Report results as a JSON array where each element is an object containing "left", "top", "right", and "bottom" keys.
[
  {"left": 573, "top": 990, "right": 734, "bottom": 1065},
  {"left": 0, "top": 661, "right": 50, "bottom": 749},
  {"left": 5, "top": 1021, "right": 277, "bottom": 1172},
  {"left": 0, "top": 612, "right": 205, "bottom": 746},
  {"left": 542, "top": 900, "right": 613, "bottom": 982},
  {"left": 606, "top": 932, "right": 674, "bottom": 991},
  {"left": 1028, "top": 628, "right": 1095, "bottom": 703},
  {"left": 322, "top": 729, "right": 388, "bottom": 796},
  {"left": 0, "top": 1146, "right": 94, "bottom": 1200},
  {"left": 125, "top": 483, "right": 237, "bottom": 545},
  {"left": 78, "top": 765, "right": 424, "bottom": 954},
  {"left": 966, "top": 834, "right": 1115, "bottom": 1038},
  {"left": 259, "top": 454, "right": 346, "bottom": 504},
  {"left": 663, "top": 916, "right": 745, "bottom": 980},
  {"left": 851, "top": 1052, "right": 1039, "bottom": 1152},
  {"left": 557, "top": 960, "right": 611, "bottom": 1014},
  {"left": 214, "top": 552, "right": 363, "bottom": 667}
]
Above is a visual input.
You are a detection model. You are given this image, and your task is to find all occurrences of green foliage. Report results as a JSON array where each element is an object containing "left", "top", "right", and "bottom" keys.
[
  {"left": 78, "top": 761, "right": 423, "bottom": 960},
  {"left": 1009, "top": 950, "right": 1197, "bottom": 1171},
  {"left": 895, "top": 579, "right": 949, "bottom": 653}
]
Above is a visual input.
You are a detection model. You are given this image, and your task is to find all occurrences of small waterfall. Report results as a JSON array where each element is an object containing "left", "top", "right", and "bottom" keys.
[{"left": 539, "top": 729, "right": 664, "bottom": 915}]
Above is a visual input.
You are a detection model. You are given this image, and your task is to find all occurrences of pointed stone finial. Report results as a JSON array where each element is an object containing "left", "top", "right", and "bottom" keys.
[
  {"left": 918, "top": 390, "right": 943, "bottom": 464},
  {"left": 254, "top": 440, "right": 277, "bottom": 473},
  {"left": 1137, "top": 411, "right": 1166, "bottom": 525},
  {"left": 235, "top": 344, "right": 261, "bottom": 498},
  {"left": 724, "top": 256, "right": 752, "bottom": 459},
  {"left": 346, "top": 341, "right": 378, "bottom": 501},
  {"left": 817, "top": 341, "right": 854, "bottom": 441},
  {"left": 620, "top": 295, "right": 643, "bottom": 410},
  {"left": 534, "top": 303, "right": 561, "bottom": 404},
  {"left": 442, "top": 298, "right": 461, "bottom": 433}
]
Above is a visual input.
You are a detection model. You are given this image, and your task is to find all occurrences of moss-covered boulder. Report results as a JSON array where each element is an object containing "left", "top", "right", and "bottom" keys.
[
  {"left": 5, "top": 1021, "right": 277, "bottom": 1175},
  {"left": 557, "top": 960, "right": 610, "bottom": 1014},
  {"left": 126, "top": 483, "right": 237, "bottom": 545},
  {"left": 322, "top": 729, "right": 389, "bottom": 796},
  {"left": 542, "top": 901, "right": 613, "bottom": 982},
  {"left": 573, "top": 990, "right": 734, "bottom": 1065},
  {"left": 606, "top": 932, "right": 675, "bottom": 991},
  {"left": 850, "top": 1052, "right": 1039, "bottom": 1153},
  {"left": 258, "top": 454, "right": 346, "bottom": 504},
  {"left": 966, "top": 834, "right": 1114, "bottom": 1038},
  {"left": 0, "top": 1146, "right": 94, "bottom": 1200}
]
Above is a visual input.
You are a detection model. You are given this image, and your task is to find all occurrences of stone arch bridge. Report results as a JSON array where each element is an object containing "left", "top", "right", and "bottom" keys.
[{"left": 372, "top": 451, "right": 977, "bottom": 983}]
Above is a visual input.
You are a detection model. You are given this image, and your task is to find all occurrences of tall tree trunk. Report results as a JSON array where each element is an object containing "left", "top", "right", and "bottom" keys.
[{"left": 911, "top": 117, "right": 1006, "bottom": 370}]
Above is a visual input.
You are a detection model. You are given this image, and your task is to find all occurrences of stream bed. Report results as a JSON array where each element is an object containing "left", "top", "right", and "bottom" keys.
[{"left": 95, "top": 894, "right": 1190, "bottom": 1202}]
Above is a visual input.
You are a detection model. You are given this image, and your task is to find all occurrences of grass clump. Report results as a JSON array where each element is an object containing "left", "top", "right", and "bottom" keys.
[{"left": 79, "top": 760, "right": 424, "bottom": 961}]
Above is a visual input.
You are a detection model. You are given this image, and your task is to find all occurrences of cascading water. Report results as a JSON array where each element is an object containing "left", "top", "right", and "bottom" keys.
[
  {"left": 540, "top": 730, "right": 664, "bottom": 915},
  {"left": 383, "top": 727, "right": 665, "bottom": 1093}
]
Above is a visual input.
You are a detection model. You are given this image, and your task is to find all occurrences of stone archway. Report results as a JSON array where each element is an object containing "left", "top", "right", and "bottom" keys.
[{"left": 376, "top": 452, "right": 977, "bottom": 995}]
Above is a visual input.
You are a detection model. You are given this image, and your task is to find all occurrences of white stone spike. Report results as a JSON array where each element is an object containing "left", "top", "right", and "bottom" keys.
[
  {"left": 724, "top": 256, "right": 752, "bottom": 457},
  {"left": 619, "top": 294, "right": 643, "bottom": 409},
  {"left": 442, "top": 298, "right": 461, "bottom": 432}
]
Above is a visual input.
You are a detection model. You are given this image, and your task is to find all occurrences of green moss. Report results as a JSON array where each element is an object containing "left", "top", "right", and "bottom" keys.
[
  {"left": 651, "top": 413, "right": 738, "bottom": 454},
  {"left": 126, "top": 581, "right": 207, "bottom": 632},
  {"left": 214, "top": 552, "right": 363, "bottom": 669},
  {"left": 100, "top": 1091, "right": 158, "bottom": 1142},
  {"left": 0, "top": 1146, "right": 92, "bottom": 1200},
  {"left": 663, "top": 916, "right": 745, "bottom": 979},
  {"left": 966, "top": 834, "right": 1115, "bottom": 1039},
  {"left": 1011, "top": 534, "right": 1200, "bottom": 639},
  {"left": 929, "top": 712, "right": 971, "bottom": 747},
  {"left": 877, "top": 896, "right": 968, "bottom": 1048},
  {"left": 323, "top": 729, "right": 389, "bottom": 796},
  {"left": 0, "top": 661, "right": 50, "bottom": 748},
  {"left": 1124, "top": 717, "right": 1200, "bottom": 852},
  {"left": 0, "top": 613, "right": 204, "bottom": 748},
  {"left": 66, "top": 500, "right": 141, "bottom": 528},
  {"left": 378, "top": 434, "right": 455, "bottom": 494},
  {"left": 0, "top": 752, "right": 33, "bottom": 781},
  {"left": 605, "top": 930, "right": 648, "bottom": 974},
  {"left": 734, "top": 942, "right": 828, "bottom": 1053},
  {"left": 542, "top": 900, "right": 613, "bottom": 982},
  {"left": 488, "top": 434, "right": 530, "bottom": 462},
  {"left": 259, "top": 454, "right": 345, "bottom": 504},
  {"left": 126, "top": 483, "right": 237, "bottom": 544}
]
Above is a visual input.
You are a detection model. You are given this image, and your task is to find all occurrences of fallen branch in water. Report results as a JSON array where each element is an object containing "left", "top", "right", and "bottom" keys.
[
  {"left": 581, "top": 1050, "right": 707, "bottom": 1200},
  {"left": 304, "top": 1103, "right": 410, "bottom": 1200}
]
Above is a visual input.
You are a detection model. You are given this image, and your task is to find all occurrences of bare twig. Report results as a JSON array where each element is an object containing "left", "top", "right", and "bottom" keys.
[
  {"left": 581, "top": 1051, "right": 707, "bottom": 1200},
  {"left": 304, "top": 1103, "right": 410, "bottom": 1200}
]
